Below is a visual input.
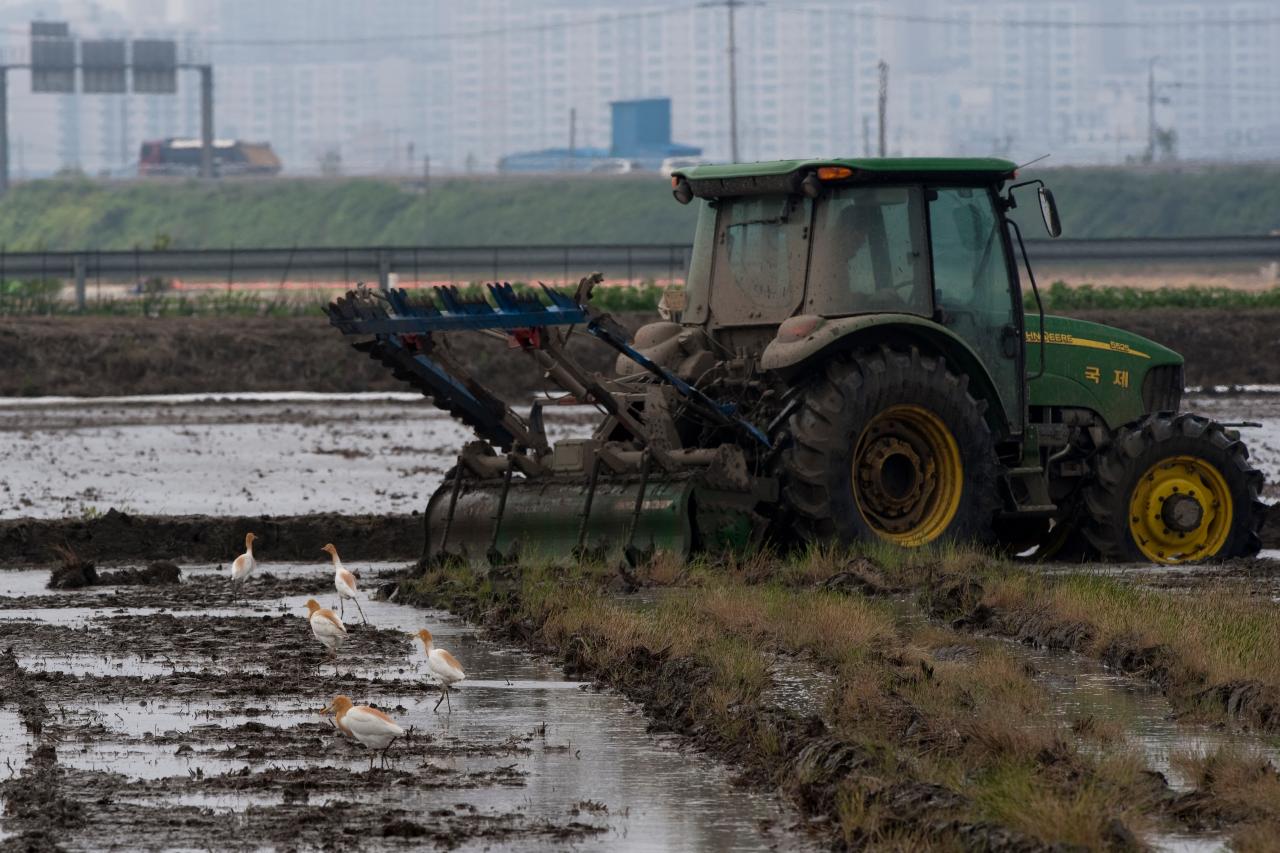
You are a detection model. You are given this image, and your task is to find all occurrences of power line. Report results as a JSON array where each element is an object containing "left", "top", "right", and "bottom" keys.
[
  {"left": 818, "top": 7, "right": 1280, "bottom": 29},
  {"left": 194, "top": 3, "right": 1280, "bottom": 48},
  {"left": 202, "top": 6, "right": 690, "bottom": 47}
]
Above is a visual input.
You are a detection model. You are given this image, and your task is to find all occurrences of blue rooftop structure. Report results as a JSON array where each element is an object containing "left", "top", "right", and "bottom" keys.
[{"left": 498, "top": 98, "right": 702, "bottom": 173}]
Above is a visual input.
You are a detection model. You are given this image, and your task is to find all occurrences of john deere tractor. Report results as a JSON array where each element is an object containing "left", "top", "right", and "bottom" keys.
[{"left": 326, "top": 158, "right": 1264, "bottom": 565}]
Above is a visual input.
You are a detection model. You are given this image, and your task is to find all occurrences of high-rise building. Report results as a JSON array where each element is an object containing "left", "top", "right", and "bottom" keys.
[{"left": 1, "top": 0, "right": 1277, "bottom": 175}]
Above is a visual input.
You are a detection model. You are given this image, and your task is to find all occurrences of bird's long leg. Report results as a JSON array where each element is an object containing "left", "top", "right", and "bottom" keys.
[
  {"left": 433, "top": 686, "right": 445, "bottom": 713},
  {"left": 445, "top": 686, "right": 452, "bottom": 714},
  {"left": 354, "top": 598, "right": 367, "bottom": 625}
]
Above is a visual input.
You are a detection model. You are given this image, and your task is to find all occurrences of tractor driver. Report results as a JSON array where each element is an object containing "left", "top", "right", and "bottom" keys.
[{"left": 829, "top": 196, "right": 927, "bottom": 314}]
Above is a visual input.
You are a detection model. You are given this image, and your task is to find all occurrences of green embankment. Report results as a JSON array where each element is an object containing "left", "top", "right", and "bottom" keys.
[
  {"left": 1, "top": 163, "right": 1279, "bottom": 250},
  {"left": 0, "top": 176, "right": 691, "bottom": 250}
]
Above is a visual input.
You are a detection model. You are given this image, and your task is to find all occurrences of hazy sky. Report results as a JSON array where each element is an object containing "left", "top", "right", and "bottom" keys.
[{"left": 2, "top": 0, "right": 1277, "bottom": 174}]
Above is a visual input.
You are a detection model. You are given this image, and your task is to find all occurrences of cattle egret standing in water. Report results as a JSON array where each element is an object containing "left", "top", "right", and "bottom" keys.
[
  {"left": 229, "top": 532, "right": 256, "bottom": 601},
  {"left": 320, "top": 695, "right": 404, "bottom": 768},
  {"left": 321, "top": 543, "right": 366, "bottom": 623},
  {"left": 413, "top": 628, "right": 466, "bottom": 712},
  {"left": 305, "top": 598, "right": 347, "bottom": 659}
]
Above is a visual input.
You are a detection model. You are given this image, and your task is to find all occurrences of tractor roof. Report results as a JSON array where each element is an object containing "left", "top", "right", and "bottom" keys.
[
  {"left": 673, "top": 157, "right": 1018, "bottom": 200},
  {"left": 678, "top": 157, "right": 1018, "bottom": 181}
]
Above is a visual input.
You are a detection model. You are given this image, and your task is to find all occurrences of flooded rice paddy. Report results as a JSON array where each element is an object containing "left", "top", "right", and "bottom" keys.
[
  {"left": 0, "top": 393, "right": 597, "bottom": 519},
  {"left": 0, "top": 562, "right": 805, "bottom": 851},
  {"left": 0, "top": 390, "right": 1275, "bottom": 520}
]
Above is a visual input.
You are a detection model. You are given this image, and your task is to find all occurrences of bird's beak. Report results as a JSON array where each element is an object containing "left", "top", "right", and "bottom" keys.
[{"left": 319, "top": 703, "right": 332, "bottom": 715}]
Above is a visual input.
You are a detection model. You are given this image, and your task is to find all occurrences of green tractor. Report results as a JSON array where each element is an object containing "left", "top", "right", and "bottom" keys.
[{"left": 326, "top": 157, "right": 1264, "bottom": 565}]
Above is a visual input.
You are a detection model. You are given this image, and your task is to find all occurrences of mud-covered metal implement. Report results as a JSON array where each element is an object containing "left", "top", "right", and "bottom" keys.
[
  {"left": 326, "top": 278, "right": 771, "bottom": 566},
  {"left": 328, "top": 157, "right": 1265, "bottom": 566}
]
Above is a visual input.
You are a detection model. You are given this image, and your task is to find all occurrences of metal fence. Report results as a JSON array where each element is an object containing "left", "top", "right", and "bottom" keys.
[{"left": 3, "top": 235, "right": 1279, "bottom": 307}]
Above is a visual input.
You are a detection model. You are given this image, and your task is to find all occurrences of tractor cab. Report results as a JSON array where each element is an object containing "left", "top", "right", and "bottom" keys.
[{"left": 670, "top": 159, "right": 1032, "bottom": 437}]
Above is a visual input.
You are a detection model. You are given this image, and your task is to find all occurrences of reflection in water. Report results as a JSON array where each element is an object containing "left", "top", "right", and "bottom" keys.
[
  {"left": 1019, "top": 642, "right": 1279, "bottom": 790},
  {"left": 1015, "top": 642, "right": 1274, "bottom": 853}
]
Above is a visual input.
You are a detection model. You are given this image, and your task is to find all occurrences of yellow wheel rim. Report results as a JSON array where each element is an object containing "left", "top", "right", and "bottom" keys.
[
  {"left": 1127, "top": 455, "right": 1233, "bottom": 564},
  {"left": 851, "top": 404, "right": 964, "bottom": 547}
]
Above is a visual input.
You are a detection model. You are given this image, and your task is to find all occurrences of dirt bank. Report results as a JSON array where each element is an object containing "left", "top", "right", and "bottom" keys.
[
  {"left": 397, "top": 559, "right": 1278, "bottom": 849},
  {"left": 0, "top": 312, "right": 652, "bottom": 400},
  {"left": 1071, "top": 309, "right": 1280, "bottom": 388},
  {"left": 0, "top": 510, "right": 423, "bottom": 564},
  {"left": 1, "top": 308, "right": 1274, "bottom": 399}
]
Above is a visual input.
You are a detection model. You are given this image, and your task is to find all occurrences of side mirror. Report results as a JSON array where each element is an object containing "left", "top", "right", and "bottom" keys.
[
  {"left": 671, "top": 176, "right": 693, "bottom": 205},
  {"left": 1038, "top": 187, "right": 1062, "bottom": 238}
]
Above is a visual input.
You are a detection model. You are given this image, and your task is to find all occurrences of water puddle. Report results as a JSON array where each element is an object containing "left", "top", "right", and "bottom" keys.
[
  {"left": 0, "top": 710, "right": 29, "bottom": 774},
  {"left": 1007, "top": 642, "right": 1277, "bottom": 852},
  {"left": 1149, "top": 832, "right": 1230, "bottom": 852},
  {"left": 1018, "top": 643, "right": 1280, "bottom": 788},
  {"left": 766, "top": 656, "right": 836, "bottom": 718},
  {"left": 0, "top": 398, "right": 595, "bottom": 519}
]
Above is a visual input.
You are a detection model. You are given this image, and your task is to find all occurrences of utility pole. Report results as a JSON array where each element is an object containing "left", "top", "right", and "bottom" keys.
[
  {"left": 120, "top": 95, "right": 128, "bottom": 171},
  {"left": 727, "top": 1, "right": 739, "bottom": 162},
  {"left": 701, "top": 0, "right": 759, "bottom": 163},
  {"left": 877, "top": 60, "right": 888, "bottom": 158},
  {"left": 862, "top": 115, "right": 870, "bottom": 158},
  {"left": 0, "top": 68, "right": 8, "bottom": 196},
  {"left": 568, "top": 106, "right": 576, "bottom": 169},
  {"left": 1145, "top": 58, "right": 1156, "bottom": 163},
  {"left": 198, "top": 64, "right": 213, "bottom": 179}
]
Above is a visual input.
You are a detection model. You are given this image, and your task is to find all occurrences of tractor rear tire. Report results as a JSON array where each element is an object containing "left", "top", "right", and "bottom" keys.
[
  {"left": 1081, "top": 413, "right": 1265, "bottom": 563},
  {"left": 783, "top": 347, "right": 1001, "bottom": 549}
]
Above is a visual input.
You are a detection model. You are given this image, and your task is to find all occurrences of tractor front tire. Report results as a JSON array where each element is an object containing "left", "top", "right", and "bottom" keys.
[
  {"left": 1081, "top": 413, "right": 1264, "bottom": 563},
  {"left": 783, "top": 347, "right": 1001, "bottom": 549}
]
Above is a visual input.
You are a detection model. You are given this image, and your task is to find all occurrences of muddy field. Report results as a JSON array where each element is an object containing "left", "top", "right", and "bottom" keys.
[
  {"left": 0, "top": 561, "right": 803, "bottom": 851},
  {"left": 0, "top": 314, "right": 648, "bottom": 402},
  {"left": 1, "top": 308, "right": 1278, "bottom": 399}
]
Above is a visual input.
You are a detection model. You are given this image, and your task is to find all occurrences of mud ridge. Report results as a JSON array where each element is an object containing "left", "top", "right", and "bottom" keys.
[
  {"left": 1264, "top": 504, "right": 1280, "bottom": 549},
  {"left": 399, "top": 574, "right": 1067, "bottom": 852},
  {"left": 0, "top": 313, "right": 653, "bottom": 400},
  {"left": 0, "top": 509, "right": 423, "bottom": 563},
  {"left": 928, "top": 578, "right": 1280, "bottom": 734}
]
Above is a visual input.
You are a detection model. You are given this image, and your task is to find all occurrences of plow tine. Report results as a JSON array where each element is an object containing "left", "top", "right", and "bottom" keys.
[
  {"left": 438, "top": 457, "right": 466, "bottom": 557},
  {"left": 487, "top": 456, "right": 516, "bottom": 567},
  {"left": 575, "top": 454, "right": 603, "bottom": 559},
  {"left": 623, "top": 451, "right": 652, "bottom": 568}
]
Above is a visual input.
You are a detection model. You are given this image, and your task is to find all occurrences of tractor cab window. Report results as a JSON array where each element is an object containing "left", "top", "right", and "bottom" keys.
[
  {"left": 928, "top": 187, "right": 1013, "bottom": 324},
  {"left": 928, "top": 186, "right": 1019, "bottom": 415},
  {"left": 708, "top": 194, "right": 812, "bottom": 326},
  {"left": 806, "top": 185, "right": 931, "bottom": 317}
]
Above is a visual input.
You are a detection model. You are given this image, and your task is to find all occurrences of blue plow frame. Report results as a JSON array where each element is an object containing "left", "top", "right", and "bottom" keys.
[{"left": 325, "top": 283, "right": 770, "bottom": 450}]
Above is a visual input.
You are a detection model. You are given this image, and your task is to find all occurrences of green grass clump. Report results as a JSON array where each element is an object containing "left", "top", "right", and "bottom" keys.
[
  {"left": 986, "top": 572, "right": 1280, "bottom": 688},
  {"left": 1040, "top": 280, "right": 1280, "bottom": 311},
  {"left": 0, "top": 280, "right": 664, "bottom": 318},
  {"left": 0, "top": 290, "right": 329, "bottom": 318}
]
